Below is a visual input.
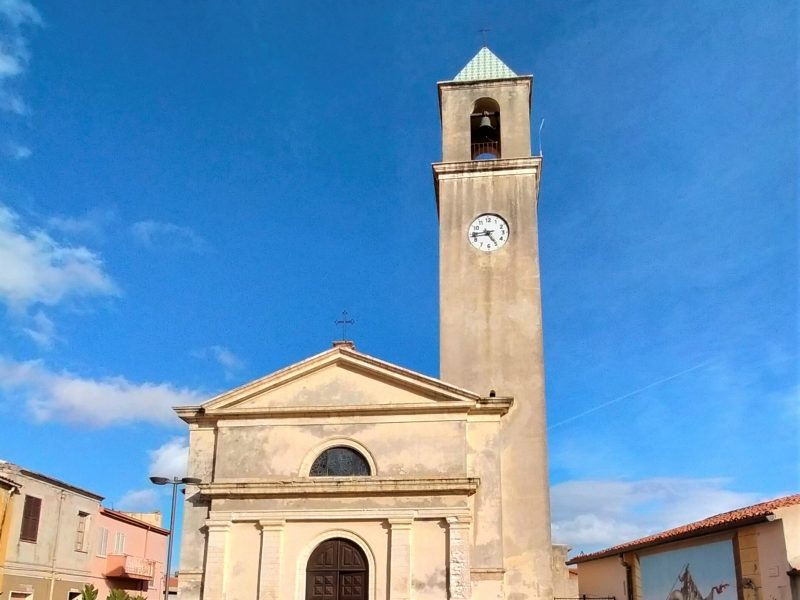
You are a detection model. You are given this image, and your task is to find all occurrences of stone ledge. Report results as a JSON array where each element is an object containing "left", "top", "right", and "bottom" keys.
[
  {"left": 198, "top": 477, "right": 480, "bottom": 498},
  {"left": 176, "top": 397, "right": 511, "bottom": 422}
]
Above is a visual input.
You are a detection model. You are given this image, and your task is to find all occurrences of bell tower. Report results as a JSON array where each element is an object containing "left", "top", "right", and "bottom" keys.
[{"left": 433, "top": 48, "right": 552, "bottom": 600}]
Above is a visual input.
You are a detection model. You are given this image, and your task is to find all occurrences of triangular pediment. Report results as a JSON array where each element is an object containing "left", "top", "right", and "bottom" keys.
[{"left": 174, "top": 345, "right": 508, "bottom": 421}]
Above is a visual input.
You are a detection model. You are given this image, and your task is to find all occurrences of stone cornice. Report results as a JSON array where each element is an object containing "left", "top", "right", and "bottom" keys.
[
  {"left": 432, "top": 156, "right": 541, "bottom": 178},
  {"left": 175, "top": 396, "right": 511, "bottom": 423},
  {"left": 198, "top": 477, "right": 480, "bottom": 498},
  {"left": 432, "top": 157, "right": 542, "bottom": 211}
]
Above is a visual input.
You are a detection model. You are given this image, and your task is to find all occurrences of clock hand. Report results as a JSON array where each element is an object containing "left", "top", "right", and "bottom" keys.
[{"left": 486, "top": 229, "right": 498, "bottom": 244}]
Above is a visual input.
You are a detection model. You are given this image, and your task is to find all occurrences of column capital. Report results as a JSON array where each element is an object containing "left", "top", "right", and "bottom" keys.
[
  {"left": 205, "top": 519, "right": 231, "bottom": 532},
  {"left": 387, "top": 517, "right": 414, "bottom": 528},
  {"left": 446, "top": 515, "right": 472, "bottom": 527},
  {"left": 257, "top": 519, "right": 285, "bottom": 531}
]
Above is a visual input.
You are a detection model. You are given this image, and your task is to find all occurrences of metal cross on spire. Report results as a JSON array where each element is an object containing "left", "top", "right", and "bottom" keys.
[
  {"left": 334, "top": 310, "right": 355, "bottom": 339},
  {"left": 478, "top": 27, "right": 491, "bottom": 47}
]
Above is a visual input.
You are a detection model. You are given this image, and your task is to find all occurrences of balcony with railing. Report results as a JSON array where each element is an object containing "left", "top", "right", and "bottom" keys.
[
  {"left": 105, "top": 554, "right": 155, "bottom": 580},
  {"left": 471, "top": 140, "right": 500, "bottom": 160}
]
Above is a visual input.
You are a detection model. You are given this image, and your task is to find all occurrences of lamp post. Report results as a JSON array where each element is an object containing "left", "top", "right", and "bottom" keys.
[{"left": 149, "top": 476, "right": 201, "bottom": 600}]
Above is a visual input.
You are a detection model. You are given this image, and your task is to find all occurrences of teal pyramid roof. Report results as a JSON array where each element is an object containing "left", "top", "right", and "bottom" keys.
[{"left": 453, "top": 47, "right": 518, "bottom": 82}]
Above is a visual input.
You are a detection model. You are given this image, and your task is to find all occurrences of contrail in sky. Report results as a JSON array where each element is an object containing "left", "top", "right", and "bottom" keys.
[{"left": 547, "top": 359, "right": 714, "bottom": 430}]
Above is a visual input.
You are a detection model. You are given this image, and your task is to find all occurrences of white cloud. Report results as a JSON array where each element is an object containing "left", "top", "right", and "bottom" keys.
[
  {"left": 148, "top": 437, "right": 189, "bottom": 479},
  {"left": 0, "top": 0, "right": 42, "bottom": 115},
  {"left": 0, "top": 356, "right": 204, "bottom": 426},
  {"left": 117, "top": 488, "right": 159, "bottom": 511},
  {"left": 46, "top": 208, "right": 116, "bottom": 238},
  {"left": 0, "top": 204, "right": 118, "bottom": 311},
  {"left": 551, "top": 477, "right": 763, "bottom": 554},
  {"left": 131, "top": 220, "right": 207, "bottom": 253},
  {"left": 3, "top": 141, "right": 30, "bottom": 159},
  {"left": 21, "top": 309, "right": 56, "bottom": 348},
  {"left": 193, "top": 345, "right": 245, "bottom": 378}
]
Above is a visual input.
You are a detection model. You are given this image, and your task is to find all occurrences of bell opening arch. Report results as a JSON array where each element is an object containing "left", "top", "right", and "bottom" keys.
[{"left": 470, "top": 97, "right": 501, "bottom": 159}]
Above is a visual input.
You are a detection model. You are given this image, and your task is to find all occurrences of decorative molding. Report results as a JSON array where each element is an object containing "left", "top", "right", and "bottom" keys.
[
  {"left": 186, "top": 401, "right": 479, "bottom": 421},
  {"left": 199, "top": 477, "right": 479, "bottom": 498},
  {"left": 470, "top": 567, "right": 505, "bottom": 581},
  {"left": 208, "top": 507, "right": 470, "bottom": 522}
]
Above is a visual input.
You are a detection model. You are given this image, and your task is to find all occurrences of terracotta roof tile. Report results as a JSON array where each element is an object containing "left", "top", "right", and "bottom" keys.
[{"left": 568, "top": 493, "right": 800, "bottom": 564}]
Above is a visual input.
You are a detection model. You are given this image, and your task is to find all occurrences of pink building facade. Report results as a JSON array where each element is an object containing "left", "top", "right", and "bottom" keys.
[{"left": 90, "top": 508, "right": 168, "bottom": 599}]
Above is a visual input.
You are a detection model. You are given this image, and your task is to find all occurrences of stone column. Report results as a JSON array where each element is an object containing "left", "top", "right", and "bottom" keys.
[
  {"left": 447, "top": 517, "right": 472, "bottom": 600},
  {"left": 257, "top": 520, "right": 284, "bottom": 600},
  {"left": 202, "top": 520, "right": 230, "bottom": 599},
  {"left": 388, "top": 518, "right": 413, "bottom": 600}
]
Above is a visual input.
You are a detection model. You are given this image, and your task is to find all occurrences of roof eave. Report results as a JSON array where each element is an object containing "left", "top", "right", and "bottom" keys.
[{"left": 568, "top": 514, "right": 772, "bottom": 564}]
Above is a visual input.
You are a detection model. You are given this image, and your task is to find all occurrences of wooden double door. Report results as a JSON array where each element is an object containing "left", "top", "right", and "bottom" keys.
[{"left": 306, "top": 538, "right": 368, "bottom": 600}]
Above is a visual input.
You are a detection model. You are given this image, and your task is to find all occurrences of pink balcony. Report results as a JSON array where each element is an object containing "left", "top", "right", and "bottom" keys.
[{"left": 105, "top": 554, "right": 155, "bottom": 580}]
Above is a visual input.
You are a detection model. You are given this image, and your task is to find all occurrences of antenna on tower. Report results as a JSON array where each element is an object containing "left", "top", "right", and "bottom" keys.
[{"left": 537, "top": 118, "right": 545, "bottom": 157}]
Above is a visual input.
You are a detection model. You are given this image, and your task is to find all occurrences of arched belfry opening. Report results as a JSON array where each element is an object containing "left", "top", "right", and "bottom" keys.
[
  {"left": 306, "top": 538, "right": 368, "bottom": 600},
  {"left": 470, "top": 97, "right": 501, "bottom": 159}
]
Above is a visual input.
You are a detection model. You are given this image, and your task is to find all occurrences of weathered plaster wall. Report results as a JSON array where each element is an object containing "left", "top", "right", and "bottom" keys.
[
  {"left": 576, "top": 555, "right": 627, "bottom": 600},
  {"left": 754, "top": 519, "right": 795, "bottom": 600},
  {"left": 225, "top": 522, "right": 261, "bottom": 600},
  {"left": 0, "top": 481, "right": 15, "bottom": 594},
  {"left": 176, "top": 425, "right": 214, "bottom": 600},
  {"left": 776, "top": 505, "right": 800, "bottom": 570},
  {"left": 436, "top": 156, "right": 551, "bottom": 599},
  {"left": 552, "top": 545, "right": 579, "bottom": 599},
  {"left": 411, "top": 520, "right": 448, "bottom": 599},
  {"left": 214, "top": 417, "right": 466, "bottom": 480},
  {"left": 4, "top": 475, "right": 98, "bottom": 574},
  {"left": 466, "top": 417, "right": 503, "bottom": 570}
]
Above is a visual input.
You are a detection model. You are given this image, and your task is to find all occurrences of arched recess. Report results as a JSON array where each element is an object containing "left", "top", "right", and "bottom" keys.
[
  {"left": 299, "top": 438, "right": 378, "bottom": 477},
  {"left": 470, "top": 97, "right": 501, "bottom": 159},
  {"left": 295, "top": 530, "right": 376, "bottom": 600}
]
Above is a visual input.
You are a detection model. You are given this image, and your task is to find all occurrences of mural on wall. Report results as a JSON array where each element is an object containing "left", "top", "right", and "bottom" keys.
[{"left": 641, "top": 540, "right": 736, "bottom": 600}]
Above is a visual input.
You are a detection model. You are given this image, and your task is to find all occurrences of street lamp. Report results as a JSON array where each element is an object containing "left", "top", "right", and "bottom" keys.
[{"left": 149, "top": 476, "right": 202, "bottom": 599}]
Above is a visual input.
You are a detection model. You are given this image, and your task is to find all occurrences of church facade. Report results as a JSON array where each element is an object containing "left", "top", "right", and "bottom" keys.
[{"left": 176, "top": 48, "right": 553, "bottom": 600}]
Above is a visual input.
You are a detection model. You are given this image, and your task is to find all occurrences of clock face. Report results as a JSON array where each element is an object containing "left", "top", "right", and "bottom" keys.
[{"left": 467, "top": 213, "right": 509, "bottom": 252}]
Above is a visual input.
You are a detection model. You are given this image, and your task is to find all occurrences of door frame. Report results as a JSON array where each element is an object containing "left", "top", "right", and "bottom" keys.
[{"left": 296, "top": 530, "right": 376, "bottom": 600}]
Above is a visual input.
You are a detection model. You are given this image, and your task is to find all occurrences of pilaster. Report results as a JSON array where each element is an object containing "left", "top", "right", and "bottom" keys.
[
  {"left": 257, "top": 520, "right": 284, "bottom": 600},
  {"left": 447, "top": 516, "right": 472, "bottom": 600},
  {"left": 388, "top": 518, "right": 413, "bottom": 600},
  {"left": 202, "top": 520, "right": 230, "bottom": 599}
]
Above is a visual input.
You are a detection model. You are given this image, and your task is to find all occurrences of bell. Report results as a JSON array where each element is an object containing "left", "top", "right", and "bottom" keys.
[{"left": 478, "top": 112, "right": 494, "bottom": 132}]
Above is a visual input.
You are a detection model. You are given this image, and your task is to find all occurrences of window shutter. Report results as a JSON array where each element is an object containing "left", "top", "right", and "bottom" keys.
[{"left": 20, "top": 495, "right": 42, "bottom": 542}]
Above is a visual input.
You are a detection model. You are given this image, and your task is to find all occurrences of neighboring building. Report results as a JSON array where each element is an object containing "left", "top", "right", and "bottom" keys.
[
  {"left": 569, "top": 495, "right": 800, "bottom": 600},
  {"left": 177, "top": 47, "right": 555, "bottom": 600},
  {"left": 0, "top": 472, "right": 21, "bottom": 595},
  {"left": 0, "top": 461, "right": 169, "bottom": 600},
  {"left": 120, "top": 512, "right": 164, "bottom": 529},
  {"left": 91, "top": 508, "right": 168, "bottom": 600},
  {"left": 0, "top": 461, "right": 103, "bottom": 600},
  {"left": 552, "top": 545, "right": 579, "bottom": 599}
]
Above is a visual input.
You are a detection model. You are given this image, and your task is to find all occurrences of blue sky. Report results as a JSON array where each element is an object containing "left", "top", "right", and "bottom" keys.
[{"left": 0, "top": 0, "right": 796, "bottom": 560}]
